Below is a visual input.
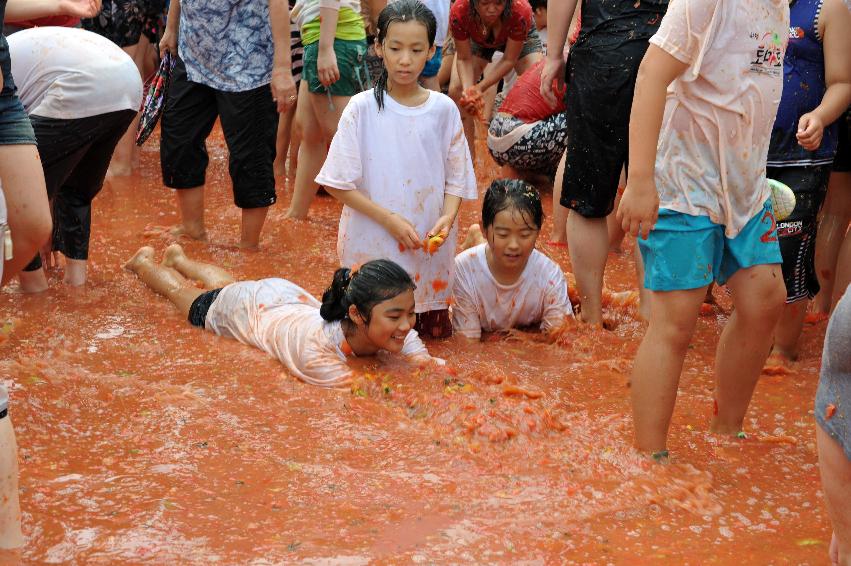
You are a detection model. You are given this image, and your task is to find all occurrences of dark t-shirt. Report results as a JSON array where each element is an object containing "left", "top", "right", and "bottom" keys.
[{"left": 572, "top": 0, "right": 668, "bottom": 53}]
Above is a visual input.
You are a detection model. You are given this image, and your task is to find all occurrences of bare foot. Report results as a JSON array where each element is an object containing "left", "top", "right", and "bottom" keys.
[
  {"left": 460, "top": 224, "right": 484, "bottom": 252},
  {"left": 161, "top": 244, "right": 187, "bottom": 268},
  {"left": 236, "top": 242, "right": 260, "bottom": 252},
  {"left": 124, "top": 246, "right": 156, "bottom": 272},
  {"left": 284, "top": 208, "right": 308, "bottom": 220},
  {"left": 169, "top": 224, "right": 207, "bottom": 241},
  {"left": 708, "top": 420, "right": 745, "bottom": 437},
  {"left": 18, "top": 269, "right": 48, "bottom": 293},
  {"left": 63, "top": 258, "right": 87, "bottom": 287},
  {"left": 107, "top": 162, "right": 134, "bottom": 177},
  {"left": 763, "top": 350, "right": 793, "bottom": 376}
]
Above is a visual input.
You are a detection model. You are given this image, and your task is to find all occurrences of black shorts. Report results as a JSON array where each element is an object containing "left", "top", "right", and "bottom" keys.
[
  {"left": 24, "top": 109, "right": 136, "bottom": 271},
  {"left": 560, "top": 43, "right": 649, "bottom": 218},
  {"left": 188, "top": 288, "right": 223, "bottom": 328},
  {"left": 767, "top": 165, "right": 832, "bottom": 303},
  {"left": 834, "top": 108, "right": 850, "bottom": 173},
  {"left": 160, "top": 56, "right": 278, "bottom": 209}
]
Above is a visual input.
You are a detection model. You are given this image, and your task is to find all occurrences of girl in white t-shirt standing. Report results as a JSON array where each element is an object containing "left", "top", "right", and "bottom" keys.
[
  {"left": 125, "top": 244, "right": 440, "bottom": 388},
  {"left": 453, "top": 179, "right": 573, "bottom": 340},
  {"left": 316, "top": 0, "right": 478, "bottom": 339}
]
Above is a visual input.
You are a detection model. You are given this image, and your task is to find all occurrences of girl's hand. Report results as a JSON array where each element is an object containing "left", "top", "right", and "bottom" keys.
[
  {"left": 459, "top": 85, "right": 483, "bottom": 116},
  {"left": 59, "top": 0, "right": 101, "bottom": 18},
  {"left": 317, "top": 46, "right": 340, "bottom": 87},
  {"left": 426, "top": 215, "right": 452, "bottom": 240},
  {"left": 797, "top": 112, "right": 825, "bottom": 151},
  {"left": 384, "top": 213, "right": 422, "bottom": 250},
  {"left": 540, "top": 56, "right": 565, "bottom": 108},
  {"left": 616, "top": 176, "right": 660, "bottom": 240},
  {"left": 159, "top": 25, "right": 178, "bottom": 58},
  {"left": 270, "top": 66, "right": 297, "bottom": 113}
]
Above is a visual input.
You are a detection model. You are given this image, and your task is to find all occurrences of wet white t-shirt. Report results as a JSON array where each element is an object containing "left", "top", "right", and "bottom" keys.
[
  {"left": 316, "top": 90, "right": 477, "bottom": 313},
  {"left": 451, "top": 244, "right": 573, "bottom": 339},
  {"left": 7, "top": 27, "right": 143, "bottom": 120},
  {"left": 650, "top": 0, "right": 789, "bottom": 237},
  {"left": 205, "top": 278, "right": 432, "bottom": 388}
]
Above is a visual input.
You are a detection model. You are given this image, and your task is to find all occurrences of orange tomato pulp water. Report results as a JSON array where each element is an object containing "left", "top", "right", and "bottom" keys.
[{"left": 0, "top": 126, "right": 831, "bottom": 563}]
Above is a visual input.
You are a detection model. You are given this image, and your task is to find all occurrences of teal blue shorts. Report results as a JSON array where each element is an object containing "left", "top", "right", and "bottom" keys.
[{"left": 639, "top": 200, "right": 783, "bottom": 291}]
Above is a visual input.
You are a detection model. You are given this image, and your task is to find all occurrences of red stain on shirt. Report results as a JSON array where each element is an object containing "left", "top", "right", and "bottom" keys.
[{"left": 432, "top": 279, "right": 448, "bottom": 292}]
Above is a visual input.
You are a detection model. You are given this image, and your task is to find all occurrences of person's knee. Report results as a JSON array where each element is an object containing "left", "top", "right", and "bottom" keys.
[
  {"left": 736, "top": 273, "right": 786, "bottom": 321},
  {"left": 648, "top": 315, "right": 696, "bottom": 354}
]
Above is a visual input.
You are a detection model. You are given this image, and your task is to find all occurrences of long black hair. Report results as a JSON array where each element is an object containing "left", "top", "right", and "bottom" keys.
[
  {"left": 482, "top": 179, "right": 544, "bottom": 230},
  {"left": 320, "top": 259, "right": 416, "bottom": 323},
  {"left": 374, "top": 0, "right": 437, "bottom": 111}
]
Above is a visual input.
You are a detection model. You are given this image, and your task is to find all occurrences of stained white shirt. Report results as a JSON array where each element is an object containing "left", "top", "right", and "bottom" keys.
[
  {"left": 451, "top": 244, "right": 573, "bottom": 339},
  {"left": 651, "top": 0, "right": 789, "bottom": 236},
  {"left": 316, "top": 90, "right": 477, "bottom": 313},
  {"left": 206, "top": 278, "right": 431, "bottom": 388}
]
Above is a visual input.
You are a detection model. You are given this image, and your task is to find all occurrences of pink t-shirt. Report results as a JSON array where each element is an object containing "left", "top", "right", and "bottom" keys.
[{"left": 651, "top": 0, "right": 789, "bottom": 237}]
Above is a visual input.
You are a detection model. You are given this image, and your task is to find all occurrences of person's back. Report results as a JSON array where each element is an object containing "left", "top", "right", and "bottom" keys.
[
  {"left": 8, "top": 27, "right": 142, "bottom": 120},
  {"left": 652, "top": 1, "right": 787, "bottom": 230}
]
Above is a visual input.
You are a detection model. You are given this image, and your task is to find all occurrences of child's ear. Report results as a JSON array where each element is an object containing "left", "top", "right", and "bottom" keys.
[
  {"left": 374, "top": 38, "right": 384, "bottom": 60},
  {"left": 428, "top": 44, "right": 437, "bottom": 60},
  {"left": 348, "top": 304, "right": 365, "bottom": 325}
]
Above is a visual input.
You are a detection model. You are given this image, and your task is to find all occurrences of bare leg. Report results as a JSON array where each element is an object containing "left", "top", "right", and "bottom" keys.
[
  {"left": 769, "top": 299, "right": 809, "bottom": 363},
  {"left": 549, "top": 153, "right": 568, "bottom": 245},
  {"left": 240, "top": 207, "right": 269, "bottom": 250},
  {"left": 459, "top": 223, "right": 485, "bottom": 252},
  {"left": 162, "top": 243, "right": 235, "bottom": 289},
  {"left": 287, "top": 84, "right": 349, "bottom": 219},
  {"left": 274, "top": 101, "right": 298, "bottom": 178},
  {"left": 630, "top": 286, "right": 706, "bottom": 452},
  {"left": 711, "top": 263, "right": 785, "bottom": 435},
  {"left": 634, "top": 249, "right": 650, "bottom": 322},
  {"left": 0, "top": 415, "right": 23, "bottom": 549},
  {"left": 124, "top": 246, "right": 205, "bottom": 317},
  {"left": 814, "top": 171, "right": 851, "bottom": 313},
  {"left": 420, "top": 75, "right": 440, "bottom": 91},
  {"left": 817, "top": 424, "right": 851, "bottom": 566},
  {"left": 108, "top": 43, "right": 143, "bottom": 177},
  {"left": 63, "top": 258, "right": 87, "bottom": 287},
  {"left": 18, "top": 269, "right": 48, "bottom": 293},
  {"left": 567, "top": 213, "right": 609, "bottom": 325},
  {"left": 0, "top": 145, "right": 51, "bottom": 286},
  {"left": 288, "top": 120, "right": 302, "bottom": 181},
  {"left": 436, "top": 51, "right": 454, "bottom": 91},
  {"left": 171, "top": 186, "right": 207, "bottom": 240}
]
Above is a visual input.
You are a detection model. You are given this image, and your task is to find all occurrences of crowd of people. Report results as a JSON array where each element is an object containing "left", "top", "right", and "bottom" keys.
[{"left": 1, "top": 0, "right": 850, "bottom": 561}]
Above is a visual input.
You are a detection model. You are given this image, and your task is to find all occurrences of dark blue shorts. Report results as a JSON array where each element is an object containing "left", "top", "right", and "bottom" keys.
[{"left": 0, "top": 93, "right": 36, "bottom": 146}]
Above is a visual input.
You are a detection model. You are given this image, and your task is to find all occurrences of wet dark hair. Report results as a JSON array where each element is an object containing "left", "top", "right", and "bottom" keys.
[
  {"left": 470, "top": 0, "right": 513, "bottom": 26},
  {"left": 374, "top": 0, "right": 437, "bottom": 111},
  {"left": 482, "top": 179, "right": 544, "bottom": 230},
  {"left": 528, "top": 0, "right": 547, "bottom": 11},
  {"left": 320, "top": 259, "right": 416, "bottom": 323}
]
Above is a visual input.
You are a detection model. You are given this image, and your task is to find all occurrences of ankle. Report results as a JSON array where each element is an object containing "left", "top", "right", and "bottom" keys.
[
  {"left": 64, "top": 259, "right": 87, "bottom": 286},
  {"left": 18, "top": 269, "right": 48, "bottom": 293}
]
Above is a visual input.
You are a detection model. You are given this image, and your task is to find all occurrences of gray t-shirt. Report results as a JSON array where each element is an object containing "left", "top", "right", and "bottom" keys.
[{"left": 815, "top": 284, "right": 851, "bottom": 460}]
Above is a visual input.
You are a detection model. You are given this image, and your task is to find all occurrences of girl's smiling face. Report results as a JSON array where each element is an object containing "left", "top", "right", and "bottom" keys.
[
  {"left": 485, "top": 207, "right": 539, "bottom": 272},
  {"left": 351, "top": 288, "right": 417, "bottom": 353},
  {"left": 376, "top": 20, "right": 436, "bottom": 88}
]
